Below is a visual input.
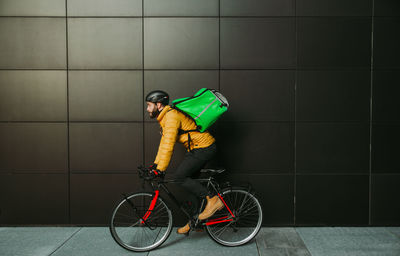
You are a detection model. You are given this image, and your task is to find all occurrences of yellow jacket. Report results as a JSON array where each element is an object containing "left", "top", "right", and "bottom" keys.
[{"left": 154, "top": 105, "right": 216, "bottom": 171}]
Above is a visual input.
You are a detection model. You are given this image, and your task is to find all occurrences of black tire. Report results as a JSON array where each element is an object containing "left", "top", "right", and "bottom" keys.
[
  {"left": 206, "top": 189, "right": 263, "bottom": 246},
  {"left": 109, "top": 192, "right": 173, "bottom": 252}
]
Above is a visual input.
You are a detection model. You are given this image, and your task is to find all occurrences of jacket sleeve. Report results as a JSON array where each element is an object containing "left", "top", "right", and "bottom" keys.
[{"left": 153, "top": 111, "right": 180, "bottom": 171}]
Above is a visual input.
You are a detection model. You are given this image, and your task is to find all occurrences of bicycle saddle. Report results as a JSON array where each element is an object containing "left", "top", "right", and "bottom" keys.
[{"left": 200, "top": 168, "right": 225, "bottom": 174}]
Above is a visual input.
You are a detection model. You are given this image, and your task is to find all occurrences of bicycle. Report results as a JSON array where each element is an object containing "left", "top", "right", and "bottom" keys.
[{"left": 109, "top": 165, "right": 263, "bottom": 252}]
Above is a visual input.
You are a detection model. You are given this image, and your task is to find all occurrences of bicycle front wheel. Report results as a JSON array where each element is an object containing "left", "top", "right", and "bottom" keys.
[
  {"left": 206, "top": 189, "right": 262, "bottom": 246},
  {"left": 109, "top": 192, "right": 173, "bottom": 252}
]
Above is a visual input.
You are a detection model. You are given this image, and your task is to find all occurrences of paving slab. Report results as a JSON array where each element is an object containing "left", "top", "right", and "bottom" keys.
[
  {"left": 256, "top": 247, "right": 312, "bottom": 256},
  {"left": 51, "top": 227, "right": 147, "bottom": 256},
  {"left": 256, "top": 228, "right": 311, "bottom": 256},
  {"left": 386, "top": 227, "right": 400, "bottom": 239},
  {"left": 296, "top": 227, "right": 400, "bottom": 256},
  {"left": 0, "top": 227, "right": 80, "bottom": 256}
]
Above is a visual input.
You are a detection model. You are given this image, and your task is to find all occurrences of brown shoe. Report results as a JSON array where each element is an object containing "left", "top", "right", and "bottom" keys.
[
  {"left": 177, "top": 222, "right": 191, "bottom": 234},
  {"left": 198, "top": 195, "right": 224, "bottom": 220}
]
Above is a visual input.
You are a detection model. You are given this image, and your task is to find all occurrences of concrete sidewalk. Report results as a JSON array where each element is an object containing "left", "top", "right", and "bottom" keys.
[{"left": 0, "top": 227, "right": 399, "bottom": 256}]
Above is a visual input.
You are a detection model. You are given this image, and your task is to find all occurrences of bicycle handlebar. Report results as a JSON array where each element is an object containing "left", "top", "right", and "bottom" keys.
[{"left": 137, "top": 165, "right": 151, "bottom": 180}]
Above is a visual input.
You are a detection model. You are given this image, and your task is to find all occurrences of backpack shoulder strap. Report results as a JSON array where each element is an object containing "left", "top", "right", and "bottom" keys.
[
  {"left": 178, "top": 128, "right": 199, "bottom": 135},
  {"left": 178, "top": 128, "right": 200, "bottom": 152}
]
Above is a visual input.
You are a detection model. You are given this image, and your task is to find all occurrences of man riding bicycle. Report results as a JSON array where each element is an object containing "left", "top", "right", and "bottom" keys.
[{"left": 145, "top": 90, "right": 223, "bottom": 234}]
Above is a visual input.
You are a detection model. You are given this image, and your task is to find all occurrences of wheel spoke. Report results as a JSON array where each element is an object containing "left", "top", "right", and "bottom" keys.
[
  {"left": 114, "top": 221, "right": 139, "bottom": 226},
  {"left": 214, "top": 222, "right": 233, "bottom": 238},
  {"left": 237, "top": 194, "right": 253, "bottom": 215},
  {"left": 115, "top": 212, "right": 135, "bottom": 219},
  {"left": 239, "top": 202, "right": 258, "bottom": 215}
]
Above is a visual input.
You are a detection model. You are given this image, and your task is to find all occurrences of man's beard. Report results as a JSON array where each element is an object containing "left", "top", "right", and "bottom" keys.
[{"left": 149, "top": 108, "right": 160, "bottom": 119}]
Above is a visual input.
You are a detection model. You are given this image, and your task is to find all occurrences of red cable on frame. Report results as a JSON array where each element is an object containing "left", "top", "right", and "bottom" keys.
[
  {"left": 206, "top": 218, "right": 233, "bottom": 226},
  {"left": 217, "top": 193, "right": 235, "bottom": 218},
  {"left": 208, "top": 215, "right": 230, "bottom": 222},
  {"left": 141, "top": 190, "right": 159, "bottom": 223}
]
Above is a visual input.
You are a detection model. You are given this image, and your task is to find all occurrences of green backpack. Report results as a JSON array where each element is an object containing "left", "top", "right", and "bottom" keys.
[{"left": 170, "top": 88, "right": 229, "bottom": 150}]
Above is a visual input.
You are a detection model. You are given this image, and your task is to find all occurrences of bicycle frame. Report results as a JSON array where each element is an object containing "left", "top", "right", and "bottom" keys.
[{"left": 134, "top": 176, "right": 236, "bottom": 227}]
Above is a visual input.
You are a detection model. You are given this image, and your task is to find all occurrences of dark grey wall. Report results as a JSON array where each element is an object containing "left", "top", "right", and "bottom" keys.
[{"left": 0, "top": 0, "right": 399, "bottom": 226}]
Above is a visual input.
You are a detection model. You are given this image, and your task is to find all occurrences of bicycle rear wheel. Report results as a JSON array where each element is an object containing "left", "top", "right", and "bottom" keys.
[
  {"left": 206, "top": 189, "right": 262, "bottom": 246},
  {"left": 109, "top": 192, "right": 173, "bottom": 252}
]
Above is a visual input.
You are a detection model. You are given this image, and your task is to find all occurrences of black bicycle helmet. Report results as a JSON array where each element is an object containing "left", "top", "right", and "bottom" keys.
[{"left": 145, "top": 90, "right": 169, "bottom": 105}]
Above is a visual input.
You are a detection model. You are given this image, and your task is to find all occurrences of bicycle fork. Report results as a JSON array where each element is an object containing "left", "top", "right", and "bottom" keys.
[{"left": 140, "top": 190, "right": 159, "bottom": 224}]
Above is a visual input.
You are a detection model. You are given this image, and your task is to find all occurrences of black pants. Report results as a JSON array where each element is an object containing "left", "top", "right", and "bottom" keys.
[{"left": 173, "top": 143, "right": 217, "bottom": 216}]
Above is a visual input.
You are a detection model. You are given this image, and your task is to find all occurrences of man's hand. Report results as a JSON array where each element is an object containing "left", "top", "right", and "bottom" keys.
[{"left": 148, "top": 167, "right": 165, "bottom": 179}]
